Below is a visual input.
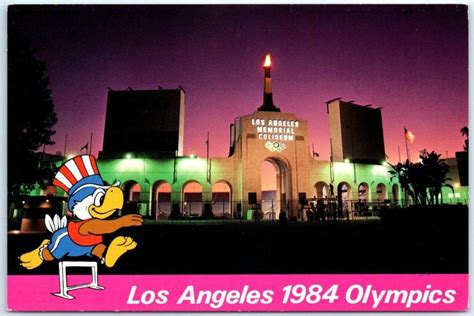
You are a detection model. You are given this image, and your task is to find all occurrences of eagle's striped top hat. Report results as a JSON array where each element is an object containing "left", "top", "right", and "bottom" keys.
[{"left": 53, "top": 155, "right": 107, "bottom": 211}]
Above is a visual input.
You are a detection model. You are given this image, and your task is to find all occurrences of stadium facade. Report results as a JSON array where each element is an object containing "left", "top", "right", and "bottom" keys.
[{"left": 16, "top": 55, "right": 469, "bottom": 223}]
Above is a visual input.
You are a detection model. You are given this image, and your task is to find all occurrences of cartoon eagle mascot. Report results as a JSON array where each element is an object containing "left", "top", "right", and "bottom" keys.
[{"left": 19, "top": 154, "right": 143, "bottom": 269}]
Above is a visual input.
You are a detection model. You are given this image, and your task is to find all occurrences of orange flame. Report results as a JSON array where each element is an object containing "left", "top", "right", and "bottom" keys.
[{"left": 263, "top": 54, "right": 271, "bottom": 67}]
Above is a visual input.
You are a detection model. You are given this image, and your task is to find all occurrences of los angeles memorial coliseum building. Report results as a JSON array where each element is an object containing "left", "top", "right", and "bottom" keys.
[{"left": 19, "top": 55, "right": 468, "bottom": 223}]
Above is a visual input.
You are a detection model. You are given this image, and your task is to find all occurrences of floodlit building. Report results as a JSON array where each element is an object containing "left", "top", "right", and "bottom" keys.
[
  {"left": 15, "top": 54, "right": 469, "bottom": 223},
  {"left": 93, "top": 54, "right": 403, "bottom": 220}
]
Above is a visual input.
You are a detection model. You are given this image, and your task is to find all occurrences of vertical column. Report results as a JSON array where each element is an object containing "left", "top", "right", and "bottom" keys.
[{"left": 257, "top": 54, "right": 280, "bottom": 112}]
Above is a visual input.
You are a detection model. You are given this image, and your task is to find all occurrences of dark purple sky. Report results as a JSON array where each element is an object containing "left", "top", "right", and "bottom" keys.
[{"left": 10, "top": 5, "right": 468, "bottom": 162}]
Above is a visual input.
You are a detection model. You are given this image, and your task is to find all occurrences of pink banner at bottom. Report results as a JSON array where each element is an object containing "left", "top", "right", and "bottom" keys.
[{"left": 8, "top": 274, "right": 468, "bottom": 311}]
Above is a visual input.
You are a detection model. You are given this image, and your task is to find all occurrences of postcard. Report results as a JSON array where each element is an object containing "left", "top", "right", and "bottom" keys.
[{"left": 6, "top": 4, "right": 468, "bottom": 312}]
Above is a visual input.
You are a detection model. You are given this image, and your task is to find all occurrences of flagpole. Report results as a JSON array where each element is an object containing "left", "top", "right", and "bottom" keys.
[
  {"left": 89, "top": 132, "right": 93, "bottom": 155},
  {"left": 403, "top": 128, "right": 409, "bottom": 207},
  {"left": 63, "top": 134, "right": 68, "bottom": 158},
  {"left": 329, "top": 138, "right": 334, "bottom": 185},
  {"left": 206, "top": 132, "right": 211, "bottom": 183},
  {"left": 404, "top": 127, "right": 410, "bottom": 162},
  {"left": 206, "top": 132, "right": 209, "bottom": 160},
  {"left": 37, "top": 144, "right": 47, "bottom": 170},
  {"left": 398, "top": 145, "right": 401, "bottom": 163},
  {"left": 351, "top": 134, "right": 357, "bottom": 184}
]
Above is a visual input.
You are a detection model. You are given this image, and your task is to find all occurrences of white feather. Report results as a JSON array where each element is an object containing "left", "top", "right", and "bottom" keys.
[
  {"left": 61, "top": 216, "right": 67, "bottom": 228},
  {"left": 45, "top": 214, "right": 54, "bottom": 233},
  {"left": 45, "top": 214, "right": 68, "bottom": 233},
  {"left": 54, "top": 214, "right": 60, "bottom": 231}
]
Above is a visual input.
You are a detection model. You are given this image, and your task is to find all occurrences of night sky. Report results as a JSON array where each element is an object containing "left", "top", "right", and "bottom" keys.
[{"left": 9, "top": 5, "right": 468, "bottom": 162}]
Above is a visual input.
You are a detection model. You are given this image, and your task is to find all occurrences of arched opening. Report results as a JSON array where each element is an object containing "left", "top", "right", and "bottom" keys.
[
  {"left": 212, "top": 181, "right": 232, "bottom": 218},
  {"left": 41, "top": 185, "right": 57, "bottom": 197},
  {"left": 152, "top": 181, "right": 172, "bottom": 220},
  {"left": 261, "top": 157, "right": 291, "bottom": 220},
  {"left": 358, "top": 182, "right": 370, "bottom": 203},
  {"left": 376, "top": 183, "right": 387, "bottom": 204},
  {"left": 261, "top": 160, "right": 278, "bottom": 220},
  {"left": 122, "top": 180, "right": 141, "bottom": 215},
  {"left": 123, "top": 180, "right": 141, "bottom": 202},
  {"left": 314, "top": 181, "right": 329, "bottom": 199},
  {"left": 337, "top": 182, "right": 351, "bottom": 214},
  {"left": 392, "top": 184, "right": 399, "bottom": 205},
  {"left": 182, "top": 181, "right": 203, "bottom": 217}
]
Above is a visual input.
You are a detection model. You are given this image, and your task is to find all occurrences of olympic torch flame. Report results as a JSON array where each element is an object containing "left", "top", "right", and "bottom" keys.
[{"left": 263, "top": 54, "right": 271, "bottom": 68}]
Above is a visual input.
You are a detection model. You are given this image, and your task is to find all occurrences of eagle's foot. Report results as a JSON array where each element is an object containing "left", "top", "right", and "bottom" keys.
[
  {"left": 104, "top": 236, "right": 137, "bottom": 268},
  {"left": 19, "top": 239, "right": 50, "bottom": 270}
]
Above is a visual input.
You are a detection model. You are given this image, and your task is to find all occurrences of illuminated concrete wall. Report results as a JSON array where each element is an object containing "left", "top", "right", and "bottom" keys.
[
  {"left": 442, "top": 157, "right": 469, "bottom": 204},
  {"left": 90, "top": 151, "right": 468, "bottom": 218},
  {"left": 30, "top": 143, "right": 468, "bottom": 219},
  {"left": 230, "top": 111, "right": 310, "bottom": 217},
  {"left": 97, "top": 155, "right": 236, "bottom": 216},
  {"left": 93, "top": 104, "right": 400, "bottom": 218},
  {"left": 95, "top": 154, "right": 396, "bottom": 218},
  {"left": 26, "top": 98, "right": 466, "bottom": 218}
]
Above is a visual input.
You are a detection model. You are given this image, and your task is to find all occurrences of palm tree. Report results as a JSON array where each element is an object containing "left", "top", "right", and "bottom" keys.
[
  {"left": 389, "top": 160, "right": 415, "bottom": 205},
  {"left": 390, "top": 150, "right": 451, "bottom": 206},
  {"left": 420, "top": 150, "right": 451, "bottom": 205},
  {"left": 460, "top": 126, "right": 468, "bottom": 151},
  {"left": 407, "top": 162, "right": 430, "bottom": 205}
]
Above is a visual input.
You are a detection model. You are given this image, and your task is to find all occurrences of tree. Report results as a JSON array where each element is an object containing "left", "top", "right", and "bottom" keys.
[
  {"left": 389, "top": 160, "right": 414, "bottom": 204},
  {"left": 419, "top": 150, "right": 451, "bottom": 205},
  {"left": 460, "top": 126, "right": 468, "bottom": 151},
  {"left": 406, "top": 161, "right": 430, "bottom": 205},
  {"left": 389, "top": 150, "right": 451, "bottom": 206},
  {"left": 8, "top": 26, "right": 58, "bottom": 196}
]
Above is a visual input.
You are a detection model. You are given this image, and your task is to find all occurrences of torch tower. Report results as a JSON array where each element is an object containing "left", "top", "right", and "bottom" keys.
[{"left": 258, "top": 54, "right": 280, "bottom": 112}]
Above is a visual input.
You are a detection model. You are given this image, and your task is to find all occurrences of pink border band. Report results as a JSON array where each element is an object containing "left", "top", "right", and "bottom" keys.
[{"left": 8, "top": 274, "right": 468, "bottom": 311}]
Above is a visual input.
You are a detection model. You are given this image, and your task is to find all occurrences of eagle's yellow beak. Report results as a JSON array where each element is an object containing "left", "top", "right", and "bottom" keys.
[{"left": 88, "top": 187, "right": 124, "bottom": 219}]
